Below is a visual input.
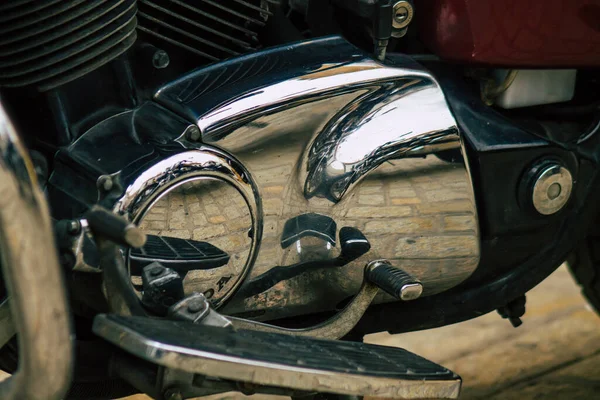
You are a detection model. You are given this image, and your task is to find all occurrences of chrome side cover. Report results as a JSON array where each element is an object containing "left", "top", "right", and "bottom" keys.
[{"left": 154, "top": 37, "right": 480, "bottom": 320}]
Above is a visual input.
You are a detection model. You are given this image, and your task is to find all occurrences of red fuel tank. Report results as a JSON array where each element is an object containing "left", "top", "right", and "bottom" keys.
[{"left": 417, "top": 0, "right": 600, "bottom": 66}]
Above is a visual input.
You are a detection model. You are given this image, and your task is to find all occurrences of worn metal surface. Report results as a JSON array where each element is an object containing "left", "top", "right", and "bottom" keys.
[
  {"left": 0, "top": 103, "right": 73, "bottom": 399},
  {"left": 120, "top": 265, "right": 600, "bottom": 400},
  {"left": 94, "top": 314, "right": 461, "bottom": 399}
]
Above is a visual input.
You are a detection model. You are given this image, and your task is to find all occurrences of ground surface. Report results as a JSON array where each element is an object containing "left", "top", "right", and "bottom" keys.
[{"left": 123, "top": 264, "right": 600, "bottom": 400}]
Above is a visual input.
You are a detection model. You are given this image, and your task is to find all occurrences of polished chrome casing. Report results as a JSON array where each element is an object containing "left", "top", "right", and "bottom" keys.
[{"left": 153, "top": 37, "right": 480, "bottom": 320}]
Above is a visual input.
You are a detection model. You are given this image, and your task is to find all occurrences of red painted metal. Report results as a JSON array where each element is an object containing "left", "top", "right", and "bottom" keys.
[{"left": 417, "top": 0, "right": 600, "bottom": 66}]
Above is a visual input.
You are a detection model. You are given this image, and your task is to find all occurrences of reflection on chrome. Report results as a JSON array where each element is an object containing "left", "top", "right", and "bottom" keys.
[
  {"left": 114, "top": 146, "right": 262, "bottom": 308},
  {"left": 155, "top": 38, "right": 480, "bottom": 321}
]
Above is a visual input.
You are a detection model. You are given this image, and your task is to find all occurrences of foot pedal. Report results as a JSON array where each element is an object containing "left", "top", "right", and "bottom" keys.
[
  {"left": 129, "top": 235, "right": 230, "bottom": 275},
  {"left": 366, "top": 260, "right": 423, "bottom": 301},
  {"left": 94, "top": 314, "right": 461, "bottom": 399}
]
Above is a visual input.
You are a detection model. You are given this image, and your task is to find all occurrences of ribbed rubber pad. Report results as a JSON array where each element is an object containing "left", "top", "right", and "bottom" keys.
[
  {"left": 366, "top": 261, "right": 422, "bottom": 300},
  {"left": 0, "top": 0, "right": 137, "bottom": 91},
  {"left": 129, "top": 235, "right": 230, "bottom": 275},
  {"left": 94, "top": 314, "right": 461, "bottom": 398}
]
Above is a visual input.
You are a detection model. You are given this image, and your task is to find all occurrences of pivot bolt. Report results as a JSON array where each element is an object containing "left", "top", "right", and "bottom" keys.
[
  {"left": 187, "top": 299, "right": 205, "bottom": 313},
  {"left": 66, "top": 220, "right": 81, "bottom": 235},
  {"left": 531, "top": 163, "right": 573, "bottom": 215}
]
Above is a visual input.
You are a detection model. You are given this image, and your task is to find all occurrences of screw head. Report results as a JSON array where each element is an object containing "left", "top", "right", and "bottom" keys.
[
  {"left": 97, "top": 175, "right": 113, "bottom": 192},
  {"left": 531, "top": 164, "right": 573, "bottom": 215},
  {"left": 185, "top": 126, "right": 201, "bottom": 142},
  {"left": 152, "top": 50, "right": 170, "bottom": 69}
]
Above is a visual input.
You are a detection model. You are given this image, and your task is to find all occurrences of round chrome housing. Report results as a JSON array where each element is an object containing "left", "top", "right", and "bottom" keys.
[
  {"left": 532, "top": 164, "right": 573, "bottom": 215},
  {"left": 113, "top": 147, "right": 262, "bottom": 308}
]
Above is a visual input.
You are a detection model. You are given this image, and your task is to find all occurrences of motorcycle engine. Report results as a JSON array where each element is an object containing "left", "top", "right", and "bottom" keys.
[{"left": 3, "top": 0, "right": 480, "bottom": 322}]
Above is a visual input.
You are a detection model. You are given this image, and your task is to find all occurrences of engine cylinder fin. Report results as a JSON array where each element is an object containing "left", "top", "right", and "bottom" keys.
[
  {"left": 0, "top": 0, "right": 89, "bottom": 37},
  {"left": 0, "top": 0, "right": 137, "bottom": 91},
  {"left": 38, "top": 31, "right": 138, "bottom": 92},
  {"left": 138, "top": 26, "right": 220, "bottom": 61},
  {"left": 0, "top": 0, "right": 36, "bottom": 12},
  {"left": 0, "top": 2, "right": 137, "bottom": 69},
  {"left": 141, "top": 1, "right": 253, "bottom": 49},
  {"left": 137, "top": 0, "right": 279, "bottom": 63},
  {"left": 0, "top": 2, "right": 135, "bottom": 57},
  {"left": 166, "top": 0, "right": 257, "bottom": 37},
  {"left": 0, "top": 0, "right": 63, "bottom": 23},
  {"left": 200, "top": 0, "right": 267, "bottom": 26},
  {"left": 233, "top": 0, "right": 275, "bottom": 15},
  {"left": 138, "top": 12, "right": 240, "bottom": 56}
]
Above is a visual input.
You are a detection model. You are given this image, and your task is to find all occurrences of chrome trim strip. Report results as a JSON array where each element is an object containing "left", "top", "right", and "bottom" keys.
[{"left": 0, "top": 103, "right": 73, "bottom": 400}]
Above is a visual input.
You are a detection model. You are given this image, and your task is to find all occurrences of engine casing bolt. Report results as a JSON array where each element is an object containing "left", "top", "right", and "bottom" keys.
[
  {"left": 152, "top": 49, "right": 170, "bottom": 69},
  {"left": 186, "top": 126, "right": 201, "bottom": 142},
  {"left": 531, "top": 163, "right": 573, "bottom": 215}
]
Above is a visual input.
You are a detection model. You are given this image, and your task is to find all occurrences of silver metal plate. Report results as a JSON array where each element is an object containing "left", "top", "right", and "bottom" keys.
[{"left": 94, "top": 314, "right": 461, "bottom": 399}]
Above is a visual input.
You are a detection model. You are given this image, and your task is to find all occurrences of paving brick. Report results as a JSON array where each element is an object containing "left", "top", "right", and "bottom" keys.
[
  {"left": 163, "top": 230, "right": 191, "bottom": 239},
  {"left": 346, "top": 206, "right": 412, "bottom": 218},
  {"left": 395, "top": 235, "right": 478, "bottom": 258},
  {"left": 365, "top": 218, "right": 434, "bottom": 234},
  {"left": 391, "top": 197, "right": 421, "bottom": 205},
  {"left": 208, "top": 216, "right": 227, "bottom": 224},
  {"left": 444, "top": 215, "right": 476, "bottom": 231},
  {"left": 193, "top": 225, "right": 226, "bottom": 240},
  {"left": 204, "top": 204, "right": 221, "bottom": 217},
  {"left": 417, "top": 200, "right": 474, "bottom": 215},
  {"left": 358, "top": 194, "right": 385, "bottom": 205}
]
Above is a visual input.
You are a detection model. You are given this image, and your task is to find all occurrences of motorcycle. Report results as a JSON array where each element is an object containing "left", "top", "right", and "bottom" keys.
[{"left": 0, "top": 0, "right": 599, "bottom": 399}]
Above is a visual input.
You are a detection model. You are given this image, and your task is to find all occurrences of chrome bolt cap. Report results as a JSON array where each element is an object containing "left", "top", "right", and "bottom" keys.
[{"left": 532, "top": 164, "right": 573, "bottom": 215}]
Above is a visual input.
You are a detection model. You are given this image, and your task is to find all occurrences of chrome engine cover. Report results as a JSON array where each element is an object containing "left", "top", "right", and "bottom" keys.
[
  {"left": 48, "top": 37, "right": 479, "bottom": 321},
  {"left": 154, "top": 37, "right": 480, "bottom": 319}
]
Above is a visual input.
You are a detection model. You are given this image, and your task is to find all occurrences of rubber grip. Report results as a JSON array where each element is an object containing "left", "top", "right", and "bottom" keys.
[{"left": 366, "top": 261, "right": 422, "bottom": 301}]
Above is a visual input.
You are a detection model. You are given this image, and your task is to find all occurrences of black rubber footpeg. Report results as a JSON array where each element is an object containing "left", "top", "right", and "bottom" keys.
[{"left": 366, "top": 260, "right": 423, "bottom": 301}]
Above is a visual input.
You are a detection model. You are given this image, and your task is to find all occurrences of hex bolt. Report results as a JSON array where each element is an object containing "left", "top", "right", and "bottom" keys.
[
  {"left": 185, "top": 126, "right": 201, "bottom": 142},
  {"left": 153, "top": 49, "right": 170, "bottom": 69},
  {"left": 97, "top": 175, "right": 113, "bottom": 192},
  {"left": 150, "top": 266, "right": 164, "bottom": 277}
]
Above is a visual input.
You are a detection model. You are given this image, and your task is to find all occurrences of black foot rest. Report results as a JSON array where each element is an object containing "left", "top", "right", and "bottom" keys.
[
  {"left": 129, "top": 235, "right": 229, "bottom": 275},
  {"left": 93, "top": 314, "right": 461, "bottom": 399},
  {"left": 366, "top": 260, "right": 423, "bottom": 301}
]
